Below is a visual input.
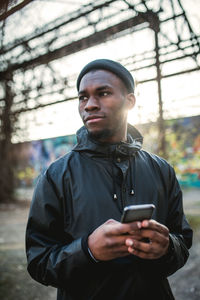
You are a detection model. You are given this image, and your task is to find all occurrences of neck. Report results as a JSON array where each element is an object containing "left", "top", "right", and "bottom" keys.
[{"left": 88, "top": 124, "right": 128, "bottom": 144}]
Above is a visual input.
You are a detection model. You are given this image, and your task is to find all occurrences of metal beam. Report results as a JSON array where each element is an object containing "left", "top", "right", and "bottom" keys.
[
  {"left": 154, "top": 27, "right": 166, "bottom": 157},
  {"left": 0, "top": 12, "right": 152, "bottom": 76},
  {"left": 7, "top": 66, "right": 199, "bottom": 116},
  {"left": 136, "top": 67, "right": 200, "bottom": 84},
  {"left": 0, "top": 0, "right": 118, "bottom": 54},
  {"left": 0, "top": 0, "right": 34, "bottom": 21}
]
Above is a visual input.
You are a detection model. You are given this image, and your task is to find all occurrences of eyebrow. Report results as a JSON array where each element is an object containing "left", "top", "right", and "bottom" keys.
[{"left": 78, "top": 85, "right": 112, "bottom": 95}]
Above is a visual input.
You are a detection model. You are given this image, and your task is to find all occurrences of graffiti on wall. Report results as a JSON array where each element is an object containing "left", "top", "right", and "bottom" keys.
[
  {"left": 166, "top": 116, "right": 200, "bottom": 187},
  {"left": 14, "top": 115, "right": 200, "bottom": 188},
  {"left": 13, "top": 134, "right": 76, "bottom": 187},
  {"left": 138, "top": 115, "right": 200, "bottom": 188}
]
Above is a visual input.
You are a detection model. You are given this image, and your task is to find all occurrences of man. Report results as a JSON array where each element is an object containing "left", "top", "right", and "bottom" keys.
[{"left": 26, "top": 59, "right": 193, "bottom": 300}]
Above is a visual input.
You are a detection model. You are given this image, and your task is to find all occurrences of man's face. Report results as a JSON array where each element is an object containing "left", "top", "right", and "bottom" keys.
[{"left": 78, "top": 69, "right": 135, "bottom": 143}]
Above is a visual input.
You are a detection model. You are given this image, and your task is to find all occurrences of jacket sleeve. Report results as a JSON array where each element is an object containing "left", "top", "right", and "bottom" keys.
[
  {"left": 140, "top": 166, "right": 193, "bottom": 278},
  {"left": 163, "top": 166, "right": 193, "bottom": 276},
  {"left": 25, "top": 170, "right": 92, "bottom": 289}
]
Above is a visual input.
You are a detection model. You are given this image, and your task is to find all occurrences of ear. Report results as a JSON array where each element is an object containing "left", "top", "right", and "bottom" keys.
[{"left": 126, "top": 93, "right": 136, "bottom": 110}]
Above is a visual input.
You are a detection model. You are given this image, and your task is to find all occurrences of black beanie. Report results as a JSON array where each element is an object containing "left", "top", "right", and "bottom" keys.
[{"left": 76, "top": 59, "right": 134, "bottom": 93}]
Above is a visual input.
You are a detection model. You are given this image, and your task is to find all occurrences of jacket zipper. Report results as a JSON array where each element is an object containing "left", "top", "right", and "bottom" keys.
[{"left": 121, "top": 183, "right": 126, "bottom": 209}]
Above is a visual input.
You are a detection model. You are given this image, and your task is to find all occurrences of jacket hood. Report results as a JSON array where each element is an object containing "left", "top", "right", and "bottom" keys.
[{"left": 73, "top": 123, "right": 143, "bottom": 157}]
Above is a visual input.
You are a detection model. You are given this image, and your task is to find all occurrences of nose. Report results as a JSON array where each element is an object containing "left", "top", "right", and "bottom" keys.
[{"left": 85, "top": 96, "right": 100, "bottom": 112}]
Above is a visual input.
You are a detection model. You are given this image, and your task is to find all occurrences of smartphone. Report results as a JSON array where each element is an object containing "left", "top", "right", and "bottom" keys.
[{"left": 121, "top": 204, "right": 155, "bottom": 223}]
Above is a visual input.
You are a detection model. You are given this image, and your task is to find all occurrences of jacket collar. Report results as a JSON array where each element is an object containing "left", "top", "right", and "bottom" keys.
[{"left": 73, "top": 124, "right": 143, "bottom": 157}]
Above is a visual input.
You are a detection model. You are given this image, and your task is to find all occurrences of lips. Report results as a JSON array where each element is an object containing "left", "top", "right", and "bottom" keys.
[{"left": 84, "top": 115, "right": 105, "bottom": 124}]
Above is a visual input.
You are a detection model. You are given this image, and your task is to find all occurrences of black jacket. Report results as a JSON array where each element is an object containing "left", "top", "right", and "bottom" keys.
[{"left": 26, "top": 124, "right": 193, "bottom": 300}]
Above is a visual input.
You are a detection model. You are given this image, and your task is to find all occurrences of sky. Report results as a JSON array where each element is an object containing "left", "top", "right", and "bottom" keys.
[{"left": 2, "top": 0, "right": 200, "bottom": 142}]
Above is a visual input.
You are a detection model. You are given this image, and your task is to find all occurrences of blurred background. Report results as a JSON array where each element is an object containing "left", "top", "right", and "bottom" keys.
[{"left": 0, "top": 1, "right": 199, "bottom": 299}]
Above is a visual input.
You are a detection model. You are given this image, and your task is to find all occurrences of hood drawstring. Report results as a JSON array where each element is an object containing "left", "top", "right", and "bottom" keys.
[
  {"left": 73, "top": 124, "right": 141, "bottom": 202},
  {"left": 129, "top": 157, "right": 134, "bottom": 196},
  {"left": 109, "top": 149, "right": 118, "bottom": 201},
  {"left": 111, "top": 154, "right": 135, "bottom": 201},
  {"left": 111, "top": 160, "right": 118, "bottom": 201}
]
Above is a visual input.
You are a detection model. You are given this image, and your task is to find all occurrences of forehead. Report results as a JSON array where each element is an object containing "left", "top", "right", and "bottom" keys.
[{"left": 79, "top": 69, "right": 124, "bottom": 92}]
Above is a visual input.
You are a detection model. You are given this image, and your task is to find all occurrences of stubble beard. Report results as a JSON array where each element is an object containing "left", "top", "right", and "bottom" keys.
[{"left": 87, "top": 127, "right": 116, "bottom": 143}]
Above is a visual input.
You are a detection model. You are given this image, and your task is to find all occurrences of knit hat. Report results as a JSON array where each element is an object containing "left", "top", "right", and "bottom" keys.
[{"left": 76, "top": 59, "right": 134, "bottom": 93}]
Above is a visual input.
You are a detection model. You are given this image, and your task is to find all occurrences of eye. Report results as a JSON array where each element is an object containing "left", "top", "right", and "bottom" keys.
[
  {"left": 79, "top": 95, "right": 88, "bottom": 102},
  {"left": 99, "top": 91, "right": 111, "bottom": 97}
]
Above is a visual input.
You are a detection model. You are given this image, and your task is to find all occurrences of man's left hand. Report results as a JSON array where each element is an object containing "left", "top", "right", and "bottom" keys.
[{"left": 125, "top": 219, "right": 169, "bottom": 259}]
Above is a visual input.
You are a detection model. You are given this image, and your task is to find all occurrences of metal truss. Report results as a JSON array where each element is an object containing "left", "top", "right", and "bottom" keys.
[
  {"left": 0, "top": 0, "right": 199, "bottom": 152},
  {"left": 0, "top": 0, "right": 199, "bottom": 111}
]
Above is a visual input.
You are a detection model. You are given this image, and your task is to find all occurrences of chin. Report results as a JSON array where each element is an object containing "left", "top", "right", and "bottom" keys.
[{"left": 87, "top": 128, "right": 113, "bottom": 141}]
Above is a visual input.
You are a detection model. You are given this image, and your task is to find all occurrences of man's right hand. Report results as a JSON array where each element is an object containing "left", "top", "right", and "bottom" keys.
[{"left": 87, "top": 219, "right": 141, "bottom": 261}]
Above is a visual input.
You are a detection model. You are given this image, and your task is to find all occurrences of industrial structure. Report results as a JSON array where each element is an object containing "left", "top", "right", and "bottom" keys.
[{"left": 0, "top": 0, "right": 200, "bottom": 201}]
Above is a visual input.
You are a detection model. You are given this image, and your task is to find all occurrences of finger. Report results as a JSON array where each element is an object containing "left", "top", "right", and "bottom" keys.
[
  {"left": 139, "top": 229, "right": 169, "bottom": 244},
  {"left": 125, "top": 234, "right": 145, "bottom": 247},
  {"left": 128, "top": 240, "right": 168, "bottom": 259},
  {"left": 125, "top": 239, "right": 134, "bottom": 247},
  {"left": 107, "top": 221, "right": 141, "bottom": 236},
  {"left": 128, "top": 247, "right": 158, "bottom": 259},
  {"left": 105, "top": 235, "right": 131, "bottom": 248},
  {"left": 127, "top": 242, "right": 163, "bottom": 260},
  {"left": 128, "top": 235, "right": 169, "bottom": 257},
  {"left": 128, "top": 239, "right": 153, "bottom": 254},
  {"left": 126, "top": 233, "right": 142, "bottom": 240},
  {"left": 141, "top": 220, "right": 169, "bottom": 236},
  {"left": 105, "top": 219, "right": 119, "bottom": 225}
]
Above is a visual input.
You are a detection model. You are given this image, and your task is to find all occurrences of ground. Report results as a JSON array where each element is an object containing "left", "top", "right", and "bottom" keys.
[{"left": 0, "top": 188, "right": 199, "bottom": 300}]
